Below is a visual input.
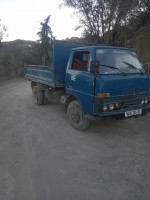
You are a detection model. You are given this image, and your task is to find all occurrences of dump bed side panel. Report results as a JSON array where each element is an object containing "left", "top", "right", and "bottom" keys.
[{"left": 25, "top": 65, "right": 55, "bottom": 87}]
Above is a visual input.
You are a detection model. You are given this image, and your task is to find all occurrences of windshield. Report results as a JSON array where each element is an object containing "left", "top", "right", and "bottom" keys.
[{"left": 96, "top": 49, "right": 145, "bottom": 74}]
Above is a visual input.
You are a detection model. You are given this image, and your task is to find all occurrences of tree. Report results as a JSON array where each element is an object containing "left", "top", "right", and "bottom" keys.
[
  {"left": 63, "top": 0, "right": 109, "bottom": 42},
  {"left": 37, "top": 15, "right": 54, "bottom": 65},
  {"left": 128, "top": 0, "right": 150, "bottom": 31},
  {"left": 0, "top": 19, "right": 7, "bottom": 46},
  {"left": 109, "top": 0, "right": 140, "bottom": 44},
  {"left": 63, "top": 0, "right": 141, "bottom": 44},
  {"left": 142, "top": 0, "right": 150, "bottom": 25}
]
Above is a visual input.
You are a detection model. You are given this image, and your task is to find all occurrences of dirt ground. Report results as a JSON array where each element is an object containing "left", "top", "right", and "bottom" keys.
[{"left": 0, "top": 78, "right": 150, "bottom": 200}]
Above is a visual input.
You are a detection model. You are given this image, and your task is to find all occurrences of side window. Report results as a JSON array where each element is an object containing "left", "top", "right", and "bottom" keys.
[{"left": 71, "top": 51, "right": 90, "bottom": 71}]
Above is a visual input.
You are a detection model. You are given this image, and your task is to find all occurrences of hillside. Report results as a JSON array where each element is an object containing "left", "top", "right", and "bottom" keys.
[{"left": 0, "top": 40, "right": 41, "bottom": 78}]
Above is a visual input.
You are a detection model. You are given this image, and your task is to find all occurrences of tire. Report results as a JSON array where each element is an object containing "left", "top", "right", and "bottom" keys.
[
  {"left": 32, "top": 86, "right": 43, "bottom": 105},
  {"left": 42, "top": 90, "right": 49, "bottom": 105},
  {"left": 67, "top": 100, "right": 90, "bottom": 131}
]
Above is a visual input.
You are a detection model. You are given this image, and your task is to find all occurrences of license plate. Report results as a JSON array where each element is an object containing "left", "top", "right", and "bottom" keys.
[{"left": 125, "top": 109, "right": 142, "bottom": 118}]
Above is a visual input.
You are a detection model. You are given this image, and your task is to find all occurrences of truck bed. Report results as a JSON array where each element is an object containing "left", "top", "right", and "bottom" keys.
[{"left": 25, "top": 41, "right": 80, "bottom": 88}]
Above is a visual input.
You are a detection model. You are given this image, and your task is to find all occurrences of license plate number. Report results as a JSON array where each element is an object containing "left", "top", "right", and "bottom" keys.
[{"left": 125, "top": 109, "right": 142, "bottom": 118}]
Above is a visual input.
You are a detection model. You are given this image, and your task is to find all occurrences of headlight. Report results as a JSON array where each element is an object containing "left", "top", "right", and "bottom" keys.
[
  {"left": 115, "top": 103, "right": 121, "bottom": 109},
  {"left": 103, "top": 105, "right": 108, "bottom": 112},
  {"left": 141, "top": 99, "right": 145, "bottom": 104},
  {"left": 109, "top": 104, "right": 115, "bottom": 111},
  {"left": 145, "top": 98, "right": 148, "bottom": 104}
]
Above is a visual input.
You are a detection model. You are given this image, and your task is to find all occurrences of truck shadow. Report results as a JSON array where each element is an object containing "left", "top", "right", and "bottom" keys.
[{"left": 87, "top": 117, "right": 144, "bottom": 137}]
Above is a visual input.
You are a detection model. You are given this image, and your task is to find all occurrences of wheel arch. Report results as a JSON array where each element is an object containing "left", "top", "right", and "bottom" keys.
[
  {"left": 65, "top": 95, "right": 77, "bottom": 109},
  {"left": 65, "top": 94, "right": 85, "bottom": 112}
]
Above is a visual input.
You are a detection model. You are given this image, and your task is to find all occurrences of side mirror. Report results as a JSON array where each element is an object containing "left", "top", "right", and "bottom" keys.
[{"left": 90, "top": 60, "right": 100, "bottom": 74}]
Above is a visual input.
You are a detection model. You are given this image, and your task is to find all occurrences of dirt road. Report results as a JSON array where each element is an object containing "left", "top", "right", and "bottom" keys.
[{"left": 0, "top": 78, "right": 150, "bottom": 200}]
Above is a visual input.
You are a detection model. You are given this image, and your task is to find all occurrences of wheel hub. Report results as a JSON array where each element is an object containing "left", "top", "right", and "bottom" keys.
[{"left": 71, "top": 107, "right": 81, "bottom": 123}]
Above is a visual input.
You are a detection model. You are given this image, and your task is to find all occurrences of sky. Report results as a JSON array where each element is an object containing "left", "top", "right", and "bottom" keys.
[{"left": 0, "top": 0, "right": 82, "bottom": 41}]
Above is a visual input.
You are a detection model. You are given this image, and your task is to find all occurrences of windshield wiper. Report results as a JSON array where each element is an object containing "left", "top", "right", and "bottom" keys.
[
  {"left": 101, "top": 64, "right": 127, "bottom": 76},
  {"left": 123, "top": 61, "right": 144, "bottom": 74}
]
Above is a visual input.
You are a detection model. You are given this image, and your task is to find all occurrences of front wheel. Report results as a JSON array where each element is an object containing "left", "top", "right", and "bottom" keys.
[{"left": 67, "top": 100, "right": 90, "bottom": 131}]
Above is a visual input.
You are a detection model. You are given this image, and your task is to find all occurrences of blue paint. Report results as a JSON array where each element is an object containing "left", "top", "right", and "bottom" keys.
[
  {"left": 53, "top": 43, "right": 80, "bottom": 87},
  {"left": 25, "top": 65, "right": 55, "bottom": 87},
  {"left": 66, "top": 69, "right": 95, "bottom": 114},
  {"left": 95, "top": 74, "right": 150, "bottom": 96}
]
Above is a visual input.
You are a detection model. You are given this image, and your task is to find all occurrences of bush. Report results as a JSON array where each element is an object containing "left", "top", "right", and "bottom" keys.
[{"left": 0, "top": 40, "right": 41, "bottom": 78}]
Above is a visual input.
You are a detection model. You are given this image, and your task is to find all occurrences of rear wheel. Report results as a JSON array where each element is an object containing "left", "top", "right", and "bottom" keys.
[
  {"left": 32, "top": 86, "right": 43, "bottom": 105},
  {"left": 42, "top": 90, "right": 49, "bottom": 105},
  {"left": 67, "top": 100, "right": 90, "bottom": 131}
]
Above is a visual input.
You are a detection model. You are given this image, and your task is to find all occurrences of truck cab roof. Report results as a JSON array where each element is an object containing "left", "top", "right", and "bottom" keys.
[{"left": 72, "top": 45, "right": 134, "bottom": 52}]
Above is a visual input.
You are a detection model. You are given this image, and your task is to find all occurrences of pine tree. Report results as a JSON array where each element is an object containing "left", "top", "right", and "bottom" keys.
[{"left": 37, "top": 15, "right": 54, "bottom": 65}]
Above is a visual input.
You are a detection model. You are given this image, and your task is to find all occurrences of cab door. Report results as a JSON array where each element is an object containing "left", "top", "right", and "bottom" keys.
[{"left": 66, "top": 50, "right": 95, "bottom": 114}]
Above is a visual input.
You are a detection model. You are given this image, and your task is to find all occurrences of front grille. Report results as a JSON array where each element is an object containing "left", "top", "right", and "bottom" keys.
[
  {"left": 95, "top": 93, "right": 150, "bottom": 114},
  {"left": 121, "top": 98, "right": 141, "bottom": 109}
]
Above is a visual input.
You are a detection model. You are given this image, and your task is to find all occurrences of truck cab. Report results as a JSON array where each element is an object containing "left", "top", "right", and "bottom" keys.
[{"left": 65, "top": 46, "right": 150, "bottom": 127}]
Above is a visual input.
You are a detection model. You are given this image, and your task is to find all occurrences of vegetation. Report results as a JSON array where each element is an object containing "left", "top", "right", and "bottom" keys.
[
  {"left": 37, "top": 15, "right": 54, "bottom": 65},
  {"left": 0, "top": 40, "right": 40, "bottom": 78},
  {"left": 63, "top": 0, "right": 150, "bottom": 45},
  {"left": 0, "top": 15, "right": 54, "bottom": 78},
  {"left": 0, "top": 19, "right": 7, "bottom": 46}
]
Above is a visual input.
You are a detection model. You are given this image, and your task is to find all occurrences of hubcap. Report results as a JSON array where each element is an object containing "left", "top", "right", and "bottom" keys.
[{"left": 71, "top": 107, "right": 81, "bottom": 123}]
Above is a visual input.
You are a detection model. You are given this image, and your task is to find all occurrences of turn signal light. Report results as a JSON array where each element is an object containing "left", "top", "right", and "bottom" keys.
[{"left": 97, "top": 93, "right": 110, "bottom": 98}]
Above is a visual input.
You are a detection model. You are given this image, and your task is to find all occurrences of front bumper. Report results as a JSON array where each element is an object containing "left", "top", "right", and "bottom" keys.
[
  {"left": 94, "top": 93, "right": 150, "bottom": 120},
  {"left": 98, "top": 105, "right": 150, "bottom": 120}
]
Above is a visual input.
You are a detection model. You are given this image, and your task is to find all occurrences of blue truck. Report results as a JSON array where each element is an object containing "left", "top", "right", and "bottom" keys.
[{"left": 25, "top": 40, "right": 150, "bottom": 130}]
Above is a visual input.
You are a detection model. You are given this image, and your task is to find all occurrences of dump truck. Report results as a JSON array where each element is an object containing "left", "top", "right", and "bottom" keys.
[{"left": 25, "top": 40, "right": 150, "bottom": 130}]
